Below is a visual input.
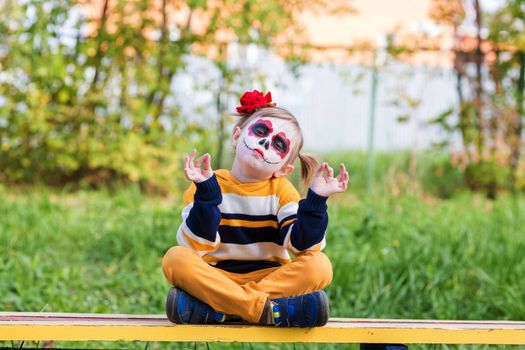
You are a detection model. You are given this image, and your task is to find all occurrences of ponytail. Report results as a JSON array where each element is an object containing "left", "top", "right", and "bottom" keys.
[{"left": 298, "top": 152, "right": 319, "bottom": 186}]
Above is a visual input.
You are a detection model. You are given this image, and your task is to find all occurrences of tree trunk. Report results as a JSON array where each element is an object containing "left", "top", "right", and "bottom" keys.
[
  {"left": 510, "top": 51, "right": 525, "bottom": 189},
  {"left": 150, "top": 0, "right": 169, "bottom": 124},
  {"left": 148, "top": 5, "right": 193, "bottom": 125},
  {"left": 473, "top": 0, "right": 484, "bottom": 154},
  {"left": 215, "top": 75, "right": 226, "bottom": 170},
  {"left": 91, "top": 0, "right": 110, "bottom": 89},
  {"left": 455, "top": 56, "right": 469, "bottom": 160},
  {"left": 488, "top": 50, "right": 501, "bottom": 159}
]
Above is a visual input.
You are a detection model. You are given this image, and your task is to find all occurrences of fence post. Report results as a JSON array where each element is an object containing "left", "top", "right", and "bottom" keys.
[{"left": 366, "top": 49, "right": 379, "bottom": 194}]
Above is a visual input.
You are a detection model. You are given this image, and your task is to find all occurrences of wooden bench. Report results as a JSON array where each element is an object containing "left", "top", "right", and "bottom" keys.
[{"left": 1, "top": 312, "right": 525, "bottom": 349}]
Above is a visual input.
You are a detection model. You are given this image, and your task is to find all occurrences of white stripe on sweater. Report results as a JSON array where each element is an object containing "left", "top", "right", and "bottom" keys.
[
  {"left": 277, "top": 202, "right": 299, "bottom": 223},
  {"left": 219, "top": 193, "right": 280, "bottom": 217}
]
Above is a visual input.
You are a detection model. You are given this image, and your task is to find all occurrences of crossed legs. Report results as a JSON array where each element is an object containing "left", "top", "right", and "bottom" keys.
[{"left": 162, "top": 246, "right": 333, "bottom": 323}]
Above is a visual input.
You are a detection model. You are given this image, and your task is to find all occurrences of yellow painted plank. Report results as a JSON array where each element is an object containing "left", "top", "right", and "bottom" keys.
[
  {"left": 3, "top": 324, "right": 525, "bottom": 344},
  {"left": 1, "top": 313, "right": 525, "bottom": 344}
]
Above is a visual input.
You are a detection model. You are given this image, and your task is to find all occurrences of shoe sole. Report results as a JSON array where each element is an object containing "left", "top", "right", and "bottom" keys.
[
  {"left": 315, "top": 290, "right": 329, "bottom": 327},
  {"left": 166, "top": 287, "right": 182, "bottom": 324}
]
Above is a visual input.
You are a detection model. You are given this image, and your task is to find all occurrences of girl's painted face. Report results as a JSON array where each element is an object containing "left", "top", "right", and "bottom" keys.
[{"left": 236, "top": 117, "right": 296, "bottom": 173}]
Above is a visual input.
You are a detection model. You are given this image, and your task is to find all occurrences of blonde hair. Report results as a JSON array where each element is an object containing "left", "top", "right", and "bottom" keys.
[{"left": 234, "top": 107, "right": 319, "bottom": 185}]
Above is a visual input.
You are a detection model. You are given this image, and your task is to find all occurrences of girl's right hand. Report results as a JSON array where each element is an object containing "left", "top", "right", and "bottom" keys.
[{"left": 184, "top": 149, "right": 214, "bottom": 183}]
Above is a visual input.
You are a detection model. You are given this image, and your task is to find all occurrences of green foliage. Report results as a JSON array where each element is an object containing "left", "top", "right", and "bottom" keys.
[
  {"left": 0, "top": 0, "right": 352, "bottom": 190},
  {"left": 464, "top": 160, "right": 511, "bottom": 197},
  {"left": 0, "top": 0, "right": 191, "bottom": 191},
  {"left": 419, "top": 153, "right": 465, "bottom": 198}
]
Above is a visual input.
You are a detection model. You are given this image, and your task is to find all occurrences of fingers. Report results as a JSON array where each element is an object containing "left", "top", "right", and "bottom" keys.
[
  {"left": 316, "top": 162, "right": 340, "bottom": 185},
  {"left": 325, "top": 164, "right": 334, "bottom": 178},
  {"left": 184, "top": 150, "right": 197, "bottom": 181},
  {"left": 194, "top": 154, "right": 203, "bottom": 169},
  {"left": 203, "top": 153, "right": 212, "bottom": 171},
  {"left": 318, "top": 162, "right": 334, "bottom": 178},
  {"left": 194, "top": 152, "right": 212, "bottom": 170},
  {"left": 188, "top": 149, "right": 196, "bottom": 170},
  {"left": 330, "top": 163, "right": 349, "bottom": 193},
  {"left": 339, "top": 163, "right": 349, "bottom": 192},
  {"left": 339, "top": 163, "right": 349, "bottom": 182},
  {"left": 315, "top": 163, "right": 325, "bottom": 178},
  {"left": 317, "top": 163, "right": 334, "bottom": 177},
  {"left": 336, "top": 163, "right": 348, "bottom": 176},
  {"left": 183, "top": 167, "right": 192, "bottom": 180}
]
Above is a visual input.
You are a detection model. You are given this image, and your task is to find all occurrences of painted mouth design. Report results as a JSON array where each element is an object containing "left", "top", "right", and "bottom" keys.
[
  {"left": 242, "top": 138, "right": 280, "bottom": 165},
  {"left": 253, "top": 148, "right": 264, "bottom": 157}
]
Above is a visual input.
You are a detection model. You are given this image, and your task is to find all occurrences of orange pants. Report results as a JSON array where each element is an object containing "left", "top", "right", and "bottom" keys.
[{"left": 162, "top": 246, "right": 333, "bottom": 323}]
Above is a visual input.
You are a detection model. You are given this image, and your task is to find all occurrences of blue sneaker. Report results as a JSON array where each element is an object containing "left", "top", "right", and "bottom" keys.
[
  {"left": 271, "top": 290, "right": 329, "bottom": 327},
  {"left": 166, "top": 287, "right": 226, "bottom": 324}
]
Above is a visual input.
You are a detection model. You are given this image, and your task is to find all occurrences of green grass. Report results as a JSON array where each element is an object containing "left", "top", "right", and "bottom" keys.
[
  {"left": 1, "top": 152, "right": 525, "bottom": 349},
  {"left": 327, "top": 193, "right": 525, "bottom": 321}
]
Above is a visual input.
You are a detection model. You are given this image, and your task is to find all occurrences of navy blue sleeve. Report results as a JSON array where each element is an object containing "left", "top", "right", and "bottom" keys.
[
  {"left": 185, "top": 175, "right": 222, "bottom": 242},
  {"left": 289, "top": 189, "right": 328, "bottom": 251}
]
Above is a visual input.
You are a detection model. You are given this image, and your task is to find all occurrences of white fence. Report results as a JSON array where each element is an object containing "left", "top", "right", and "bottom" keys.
[{"left": 174, "top": 46, "right": 458, "bottom": 152}]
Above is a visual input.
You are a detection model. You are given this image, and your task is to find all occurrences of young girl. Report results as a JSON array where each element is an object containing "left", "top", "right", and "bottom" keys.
[{"left": 162, "top": 90, "right": 349, "bottom": 327}]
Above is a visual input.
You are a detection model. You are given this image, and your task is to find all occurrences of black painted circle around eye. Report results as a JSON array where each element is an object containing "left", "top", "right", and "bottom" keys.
[
  {"left": 272, "top": 137, "right": 288, "bottom": 153},
  {"left": 251, "top": 123, "right": 269, "bottom": 137}
]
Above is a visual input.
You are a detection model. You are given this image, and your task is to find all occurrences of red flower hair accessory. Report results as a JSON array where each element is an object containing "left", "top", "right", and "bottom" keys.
[{"left": 236, "top": 90, "right": 276, "bottom": 115}]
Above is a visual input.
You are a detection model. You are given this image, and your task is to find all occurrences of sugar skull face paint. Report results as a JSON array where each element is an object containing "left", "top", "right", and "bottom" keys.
[{"left": 238, "top": 118, "right": 294, "bottom": 168}]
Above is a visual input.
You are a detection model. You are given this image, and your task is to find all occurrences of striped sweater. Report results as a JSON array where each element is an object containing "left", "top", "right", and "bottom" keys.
[{"left": 176, "top": 169, "right": 328, "bottom": 273}]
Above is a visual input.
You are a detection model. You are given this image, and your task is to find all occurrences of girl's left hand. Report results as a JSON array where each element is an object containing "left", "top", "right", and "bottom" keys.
[{"left": 310, "top": 162, "right": 349, "bottom": 197}]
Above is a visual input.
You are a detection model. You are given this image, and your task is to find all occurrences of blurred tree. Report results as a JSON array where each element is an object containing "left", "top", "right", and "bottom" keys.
[
  {"left": 487, "top": 0, "right": 525, "bottom": 190},
  {"left": 0, "top": 0, "right": 355, "bottom": 191},
  {"left": 428, "top": 0, "right": 525, "bottom": 197},
  {"left": 0, "top": 0, "right": 186, "bottom": 191}
]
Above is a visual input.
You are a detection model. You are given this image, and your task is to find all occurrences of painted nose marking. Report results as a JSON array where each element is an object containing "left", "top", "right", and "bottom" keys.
[{"left": 259, "top": 139, "right": 270, "bottom": 150}]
